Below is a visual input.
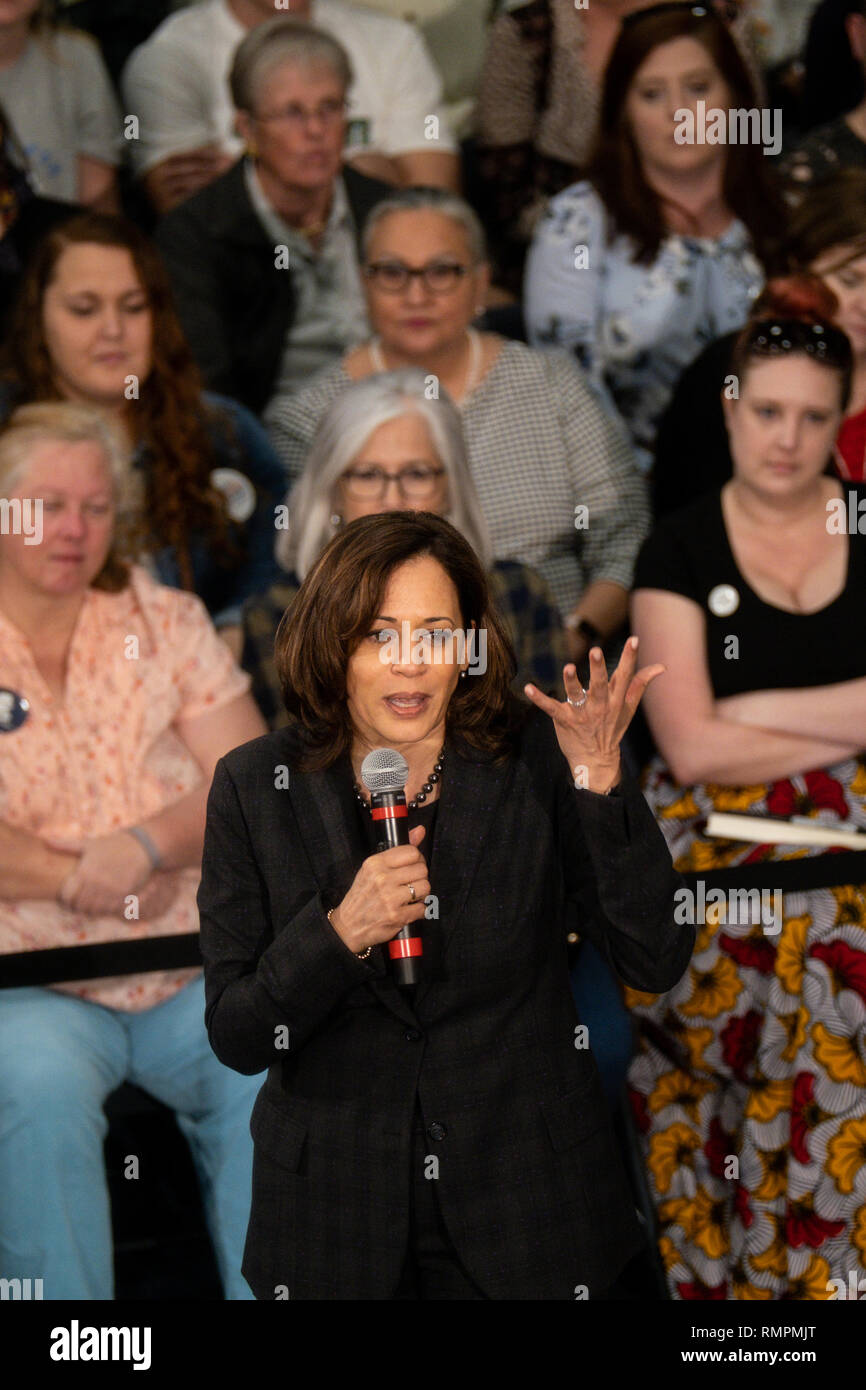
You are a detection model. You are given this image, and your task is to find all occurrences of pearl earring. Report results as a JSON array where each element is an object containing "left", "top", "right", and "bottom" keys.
[{"left": 330, "top": 512, "right": 342, "bottom": 528}]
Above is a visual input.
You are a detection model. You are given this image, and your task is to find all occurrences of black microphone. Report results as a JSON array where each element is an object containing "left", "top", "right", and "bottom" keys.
[{"left": 361, "top": 748, "right": 423, "bottom": 988}]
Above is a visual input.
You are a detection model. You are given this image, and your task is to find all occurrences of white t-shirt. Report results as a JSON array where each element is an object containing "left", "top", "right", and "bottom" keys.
[
  {"left": 121, "top": 0, "right": 456, "bottom": 177},
  {"left": 0, "top": 29, "right": 122, "bottom": 202}
]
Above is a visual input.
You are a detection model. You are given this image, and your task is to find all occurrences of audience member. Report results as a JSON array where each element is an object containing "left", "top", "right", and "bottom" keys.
[
  {"left": 476, "top": 0, "right": 655, "bottom": 293},
  {"left": 0, "top": 402, "right": 266, "bottom": 1299},
  {"left": 627, "top": 279, "right": 866, "bottom": 1298},
  {"left": 156, "top": 21, "right": 390, "bottom": 414},
  {"left": 0, "top": 0, "right": 121, "bottom": 209},
  {"left": 798, "top": 0, "right": 865, "bottom": 134},
  {"left": 1, "top": 213, "right": 286, "bottom": 651},
  {"left": 265, "top": 187, "right": 650, "bottom": 667},
  {"left": 243, "top": 369, "right": 569, "bottom": 717},
  {"left": 782, "top": 2, "right": 866, "bottom": 189},
  {"left": 524, "top": 2, "right": 783, "bottom": 469},
  {"left": 0, "top": 99, "right": 75, "bottom": 331},
  {"left": 654, "top": 176, "right": 866, "bottom": 513},
  {"left": 122, "top": 0, "right": 457, "bottom": 214}
]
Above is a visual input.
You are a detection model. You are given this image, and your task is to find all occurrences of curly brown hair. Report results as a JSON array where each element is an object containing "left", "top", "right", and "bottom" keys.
[
  {"left": 0, "top": 212, "right": 239, "bottom": 590},
  {"left": 275, "top": 511, "right": 527, "bottom": 769}
]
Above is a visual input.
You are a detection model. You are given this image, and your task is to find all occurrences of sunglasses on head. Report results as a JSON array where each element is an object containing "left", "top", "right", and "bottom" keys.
[{"left": 745, "top": 319, "right": 850, "bottom": 366}]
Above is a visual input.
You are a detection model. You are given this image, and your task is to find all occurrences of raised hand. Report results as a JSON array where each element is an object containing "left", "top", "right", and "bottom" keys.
[{"left": 524, "top": 637, "right": 665, "bottom": 793}]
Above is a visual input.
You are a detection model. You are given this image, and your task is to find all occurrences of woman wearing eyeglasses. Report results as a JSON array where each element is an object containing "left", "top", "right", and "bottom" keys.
[
  {"left": 627, "top": 276, "right": 866, "bottom": 1299},
  {"left": 243, "top": 369, "right": 569, "bottom": 721},
  {"left": 155, "top": 19, "right": 392, "bottom": 415},
  {"left": 525, "top": 1, "right": 784, "bottom": 470},
  {"left": 265, "top": 186, "right": 649, "bottom": 671}
]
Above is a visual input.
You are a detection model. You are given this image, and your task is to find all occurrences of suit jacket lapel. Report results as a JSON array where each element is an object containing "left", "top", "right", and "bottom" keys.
[{"left": 413, "top": 739, "right": 514, "bottom": 1008}]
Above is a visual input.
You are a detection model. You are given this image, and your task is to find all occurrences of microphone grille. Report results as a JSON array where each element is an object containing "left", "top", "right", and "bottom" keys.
[{"left": 360, "top": 747, "right": 409, "bottom": 793}]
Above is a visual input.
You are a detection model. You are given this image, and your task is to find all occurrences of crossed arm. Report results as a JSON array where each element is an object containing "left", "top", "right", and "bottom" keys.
[{"left": 630, "top": 589, "right": 861, "bottom": 785}]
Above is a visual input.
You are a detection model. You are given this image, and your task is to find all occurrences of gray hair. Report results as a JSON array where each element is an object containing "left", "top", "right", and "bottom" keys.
[
  {"left": 0, "top": 401, "right": 135, "bottom": 507},
  {"left": 278, "top": 369, "right": 493, "bottom": 580},
  {"left": 229, "top": 17, "right": 353, "bottom": 114},
  {"left": 362, "top": 188, "right": 488, "bottom": 266}
]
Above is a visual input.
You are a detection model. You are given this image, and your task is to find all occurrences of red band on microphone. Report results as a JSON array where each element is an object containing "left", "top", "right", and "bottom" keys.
[
  {"left": 371, "top": 804, "right": 408, "bottom": 821},
  {"left": 388, "top": 937, "right": 423, "bottom": 959}
]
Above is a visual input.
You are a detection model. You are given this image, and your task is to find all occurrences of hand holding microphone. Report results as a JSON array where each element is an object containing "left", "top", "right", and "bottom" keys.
[
  {"left": 328, "top": 748, "right": 428, "bottom": 986},
  {"left": 328, "top": 824, "right": 429, "bottom": 965}
]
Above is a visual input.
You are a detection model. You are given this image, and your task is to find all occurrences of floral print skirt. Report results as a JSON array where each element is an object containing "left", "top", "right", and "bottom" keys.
[{"left": 626, "top": 757, "right": 866, "bottom": 1300}]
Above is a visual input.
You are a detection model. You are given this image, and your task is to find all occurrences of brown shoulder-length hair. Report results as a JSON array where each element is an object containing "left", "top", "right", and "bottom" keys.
[
  {"left": 586, "top": 5, "right": 784, "bottom": 266},
  {"left": 1, "top": 212, "right": 237, "bottom": 590},
  {"left": 275, "top": 512, "right": 527, "bottom": 770}
]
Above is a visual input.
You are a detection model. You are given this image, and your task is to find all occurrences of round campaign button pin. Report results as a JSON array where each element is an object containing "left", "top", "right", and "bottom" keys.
[
  {"left": 210, "top": 468, "right": 256, "bottom": 523},
  {"left": 707, "top": 584, "right": 740, "bottom": 618},
  {"left": 0, "top": 689, "right": 30, "bottom": 731}
]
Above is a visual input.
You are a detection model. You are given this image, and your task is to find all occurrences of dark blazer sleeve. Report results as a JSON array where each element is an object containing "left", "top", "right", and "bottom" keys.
[
  {"left": 198, "top": 757, "right": 375, "bottom": 1075},
  {"left": 560, "top": 770, "right": 694, "bottom": 993}
]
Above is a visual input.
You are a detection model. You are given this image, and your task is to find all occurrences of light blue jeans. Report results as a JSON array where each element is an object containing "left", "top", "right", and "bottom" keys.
[{"left": 0, "top": 973, "right": 259, "bottom": 1300}]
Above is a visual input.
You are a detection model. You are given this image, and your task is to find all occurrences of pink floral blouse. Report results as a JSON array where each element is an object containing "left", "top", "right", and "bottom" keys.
[{"left": 0, "top": 566, "right": 250, "bottom": 1011}]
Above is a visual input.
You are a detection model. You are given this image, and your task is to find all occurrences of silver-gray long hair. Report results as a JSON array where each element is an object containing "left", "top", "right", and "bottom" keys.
[{"left": 277, "top": 369, "right": 493, "bottom": 580}]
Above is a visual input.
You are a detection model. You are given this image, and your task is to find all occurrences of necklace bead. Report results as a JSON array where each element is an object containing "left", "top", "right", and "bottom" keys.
[{"left": 354, "top": 748, "right": 445, "bottom": 810}]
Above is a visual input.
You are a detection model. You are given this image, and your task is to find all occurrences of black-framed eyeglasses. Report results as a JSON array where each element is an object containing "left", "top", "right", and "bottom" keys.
[
  {"left": 364, "top": 260, "right": 470, "bottom": 294},
  {"left": 745, "top": 319, "right": 851, "bottom": 366},
  {"left": 341, "top": 465, "right": 446, "bottom": 499}
]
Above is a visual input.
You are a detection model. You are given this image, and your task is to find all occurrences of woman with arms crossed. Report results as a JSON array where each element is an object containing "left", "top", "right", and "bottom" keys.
[
  {"left": 628, "top": 280, "right": 866, "bottom": 1298},
  {"left": 198, "top": 509, "right": 692, "bottom": 1300}
]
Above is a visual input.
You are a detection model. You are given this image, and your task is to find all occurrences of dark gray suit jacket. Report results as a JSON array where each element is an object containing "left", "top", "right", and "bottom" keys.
[
  {"left": 155, "top": 159, "right": 391, "bottom": 414},
  {"left": 198, "top": 705, "right": 693, "bottom": 1300}
]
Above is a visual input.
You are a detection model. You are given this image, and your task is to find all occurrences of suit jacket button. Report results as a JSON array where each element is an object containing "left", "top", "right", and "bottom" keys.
[
  {"left": 405, "top": 1029, "right": 421, "bottom": 1041},
  {"left": 427, "top": 1122, "right": 447, "bottom": 1141}
]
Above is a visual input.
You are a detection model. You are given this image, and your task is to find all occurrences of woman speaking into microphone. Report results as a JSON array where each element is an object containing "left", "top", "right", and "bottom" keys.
[{"left": 197, "top": 510, "right": 694, "bottom": 1300}]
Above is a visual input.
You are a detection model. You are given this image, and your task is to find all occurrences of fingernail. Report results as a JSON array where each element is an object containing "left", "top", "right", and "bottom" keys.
[{"left": 630, "top": 636, "right": 639, "bottom": 649}]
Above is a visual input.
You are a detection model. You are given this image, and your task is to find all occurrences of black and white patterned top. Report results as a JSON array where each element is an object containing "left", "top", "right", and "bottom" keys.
[{"left": 263, "top": 339, "right": 650, "bottom": 617}]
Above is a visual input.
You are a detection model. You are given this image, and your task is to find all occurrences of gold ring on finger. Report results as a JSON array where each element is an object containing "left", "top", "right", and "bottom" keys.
[{"left": 406, "top": 883, "right": 417, "bottom": 904}]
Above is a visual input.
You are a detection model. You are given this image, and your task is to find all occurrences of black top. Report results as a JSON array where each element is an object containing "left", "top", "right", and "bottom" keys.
[{"left": 633, "top": 485, "right": 866, "bottom": 698}]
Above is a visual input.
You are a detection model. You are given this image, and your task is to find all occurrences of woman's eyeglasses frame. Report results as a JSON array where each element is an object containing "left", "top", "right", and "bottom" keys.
[{"left": 363, "top": 260, "right": 471, "bottom": 295}]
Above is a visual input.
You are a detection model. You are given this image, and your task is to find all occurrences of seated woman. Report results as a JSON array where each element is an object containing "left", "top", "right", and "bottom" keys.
[
  {"left": 524, "top": 2, "right": 782, "bottom": 469},
  {"left": 199, "top": 508, "right": 691, "bottom": 1300},
  {"left": 244, "top": 370, "right": 568, "bottom": 716},
  {"left": 265, "top": 186, "right": 649, "bottom": 670},
  {"left": 1, "top": 211, "right": 286, "bottom": 654},
  {"left": 0, "top": 402, "right": 267, "bottom": 1299},
  {"left": 628, "top": 281, "right": 866, "bottom": 1299},
  {"left": 654, "top": 176, "right": 866, "bottom": 514}
]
